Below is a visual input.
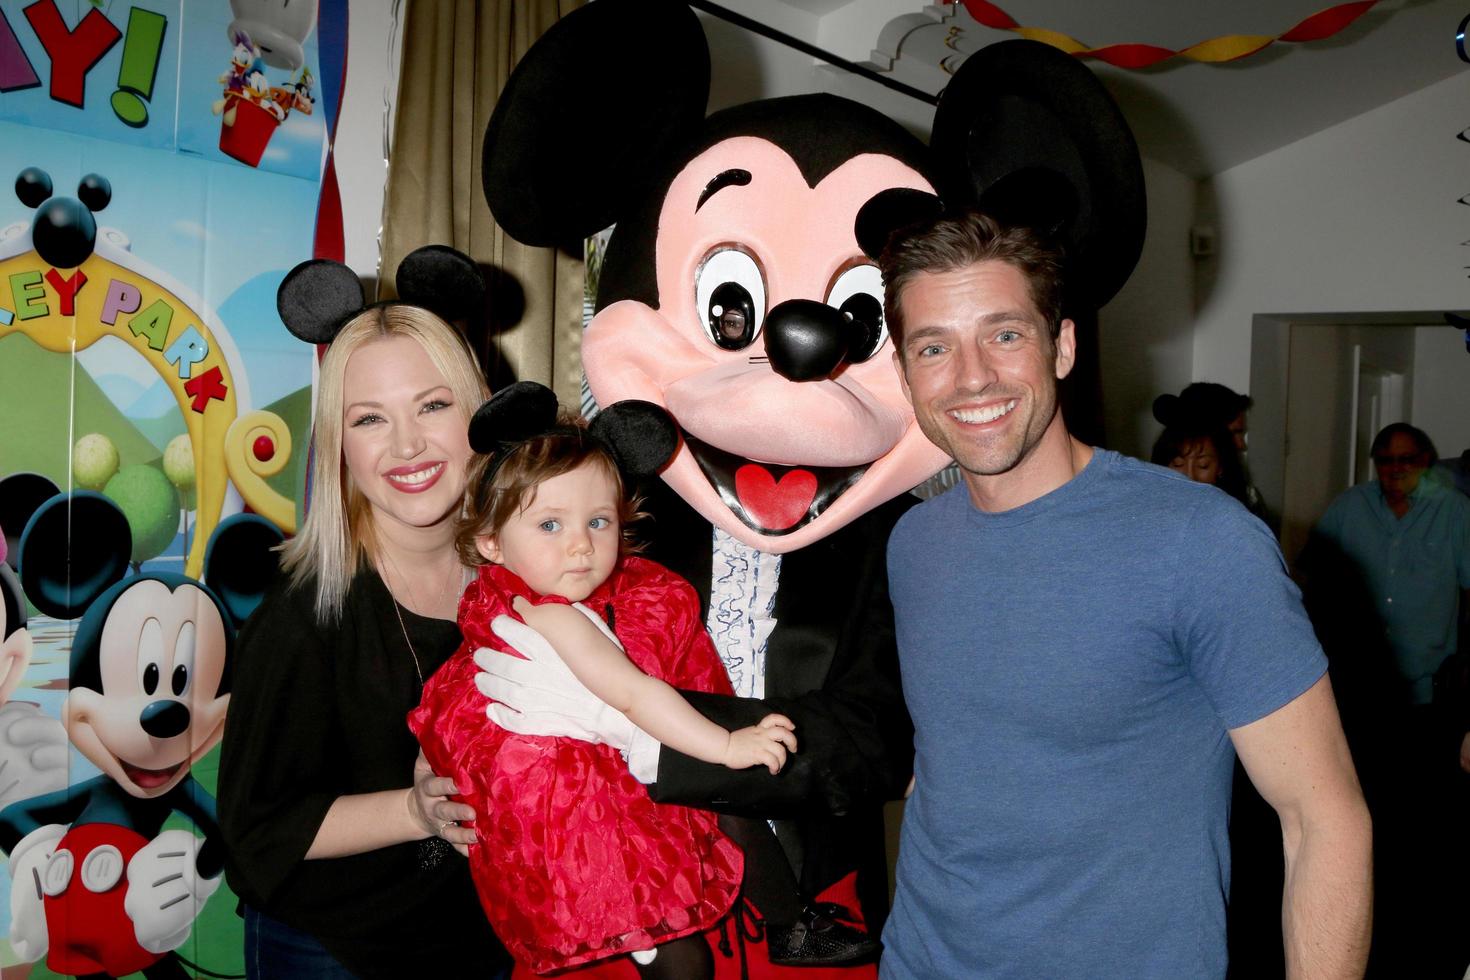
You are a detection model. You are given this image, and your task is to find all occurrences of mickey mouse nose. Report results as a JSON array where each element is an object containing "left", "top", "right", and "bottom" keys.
[
  {"left": 763, "top": 299, "right": 850, "bottom": 382},
  {"left": 33, "top": 197, "right": 97, "bottom": 270},
  {"left": 140, "top": 700, "right": 191, "bottom": 739}
]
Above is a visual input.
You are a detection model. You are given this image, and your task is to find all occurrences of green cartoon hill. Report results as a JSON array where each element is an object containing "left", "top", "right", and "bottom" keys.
[{"left": 0, "top": 333, "right": 162, "bottom": 485}]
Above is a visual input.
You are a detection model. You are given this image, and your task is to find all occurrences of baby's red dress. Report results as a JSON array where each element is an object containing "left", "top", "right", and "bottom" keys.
[{"left": 409, "top": 557, "right": 743, "bottom": 974}]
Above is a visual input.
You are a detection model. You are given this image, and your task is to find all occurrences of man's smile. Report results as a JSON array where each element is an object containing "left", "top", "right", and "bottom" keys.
[{"left": 949, "top": 399, "right": 1018, "bottom": 425}]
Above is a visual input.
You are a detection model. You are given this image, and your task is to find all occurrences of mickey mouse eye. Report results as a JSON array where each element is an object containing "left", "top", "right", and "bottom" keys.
[
  {"left": 139, "top": 618, "right": 164, "bottom": 695},
  {"left": 826, "top": 263, "right": 887, "bottom": 363},
  {"left": 695, "top": 246, "right": 766, "bottom": 351},
  {"left": 172, "top": 621, "right": 195, "bottom": 697}
]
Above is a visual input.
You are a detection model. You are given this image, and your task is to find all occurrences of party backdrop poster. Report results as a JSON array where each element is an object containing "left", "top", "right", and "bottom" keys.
[{"left": 0, "top": 1, "right": 344, "bottom": 976}]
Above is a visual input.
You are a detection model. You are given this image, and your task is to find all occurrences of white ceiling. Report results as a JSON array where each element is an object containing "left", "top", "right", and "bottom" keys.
[{"left": 780, "top": 0, "right": 1470, "bottom": 177}]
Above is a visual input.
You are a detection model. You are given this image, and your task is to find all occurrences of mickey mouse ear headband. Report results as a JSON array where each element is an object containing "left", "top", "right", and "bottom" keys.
[
  {"left": 469, "top": 382, "right": 679, "bottom": 482},
  {"left": 1153, "top": 383, "right": 1251, "bottom": 428},
  {"left": 276, "top": 244, "right": 486, "bottom": 344},
  {"left": 929, "top": 39, "right": 1146, "bottom": 311}
]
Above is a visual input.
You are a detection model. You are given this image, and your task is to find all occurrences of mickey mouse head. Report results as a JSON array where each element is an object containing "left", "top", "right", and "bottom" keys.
[
  {"left": 14, "top": 167, "right": 112, "bottom": 270},
  {"left": 480, "top": 0, "right": 1146, "bottom": 552},
  {"left": 17, "top": 493, "right": 282, "bottom": 798}
]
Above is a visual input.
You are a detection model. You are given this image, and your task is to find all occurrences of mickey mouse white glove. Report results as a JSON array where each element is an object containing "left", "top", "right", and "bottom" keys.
[
  {"left": 478, "top": 604, "right": 661, "bottom": 782},
  {"left": 7, "top": 823, "right": 65, "bottom": 962},
  {"left": 125, "top": 830, "right": 221, "bottom": 954},
  {"left": 0, "top": 701, "right": 70, "bottom": 811}
]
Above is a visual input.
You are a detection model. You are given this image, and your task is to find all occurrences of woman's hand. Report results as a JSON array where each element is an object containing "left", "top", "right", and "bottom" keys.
[{"left": 408, "top": 750, "right": 477, "bottom": 856}]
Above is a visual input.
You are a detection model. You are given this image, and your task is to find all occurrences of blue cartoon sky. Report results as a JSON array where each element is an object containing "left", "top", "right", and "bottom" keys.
[
  {"left": 1, "top": 120, "right": 319, "bottom": 410},
  {"left": 0, "top": 0, "right": 329, "bottom": 180}
]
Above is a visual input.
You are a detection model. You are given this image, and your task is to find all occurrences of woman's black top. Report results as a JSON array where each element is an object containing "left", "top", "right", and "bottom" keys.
[{"left": 219, "top": 567, "right": 507, "bottom": 978}]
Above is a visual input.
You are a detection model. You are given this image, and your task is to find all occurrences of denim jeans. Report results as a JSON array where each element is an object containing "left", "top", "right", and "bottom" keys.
[
  {"left": 243, "top": 905, "right": 359, "bottom": 980},
  {"left": 242, "top": 905, "right": 512, "bottom": 980}
]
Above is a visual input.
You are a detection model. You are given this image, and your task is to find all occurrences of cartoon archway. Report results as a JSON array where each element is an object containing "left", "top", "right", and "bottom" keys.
[{"left": 0, "top": 244, "right": 295, "bottom": 575}]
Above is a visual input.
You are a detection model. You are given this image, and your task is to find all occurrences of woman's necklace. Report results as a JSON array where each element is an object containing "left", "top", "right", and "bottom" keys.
[{"left": 377, "top": 544, "right": 460, "bottom": 689}]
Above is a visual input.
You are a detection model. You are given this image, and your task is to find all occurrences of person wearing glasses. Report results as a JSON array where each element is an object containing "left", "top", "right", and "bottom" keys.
[{"left": 1308, "top": 421, "right": 1470, "bottom": 974}]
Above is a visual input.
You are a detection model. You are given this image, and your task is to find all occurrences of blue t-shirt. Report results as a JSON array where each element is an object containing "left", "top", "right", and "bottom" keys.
[{"left": 881, "top": 450, "right": 1326, "bottom": 980}]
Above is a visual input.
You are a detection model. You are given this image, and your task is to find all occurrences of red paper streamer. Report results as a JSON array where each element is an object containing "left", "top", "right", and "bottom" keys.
[{"left": 948, "top": 0, "right": 1382, "bottom": 68}]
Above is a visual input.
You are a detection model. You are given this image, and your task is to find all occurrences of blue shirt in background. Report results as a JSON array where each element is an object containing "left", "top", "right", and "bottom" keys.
[{"left": 1312, "top": 475, "right": 1470, "bottom": 704}]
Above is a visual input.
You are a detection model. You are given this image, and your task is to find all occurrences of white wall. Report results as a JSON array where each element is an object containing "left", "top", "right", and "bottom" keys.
[
  {"left": 1193, "top": 71, "right": 1470, "bottom": 392},
  {"left": 1096, "top": 158, "right": 1198, "bottom": 458},
  {"left": 696, "top": 1, "right": 823, "bottom": 113},
  {"left": 1413, "top": 325, "right": 1470, "bottom": 458},
  {"left": 1277, "top": 323, "right": 1418, "bottom": 565},
  {"left": 334, "top": 1, "right": 403, "bottom": 279}
]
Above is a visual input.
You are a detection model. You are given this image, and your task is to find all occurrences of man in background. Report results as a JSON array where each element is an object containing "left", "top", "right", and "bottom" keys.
[{"left": 1309, "top": 422, "right": 1470, "bottom": 975}]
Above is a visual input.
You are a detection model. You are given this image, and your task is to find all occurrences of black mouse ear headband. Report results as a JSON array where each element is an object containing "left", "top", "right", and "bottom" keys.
[
  {"left": 468, "top": 382, "right": 678, "bottom": 483},
  {"left": 276, "top": 244, "right": 486, "bottom": 345},
  {"left": 854, "top": 40, "right": 1146, "bottom": 314}
]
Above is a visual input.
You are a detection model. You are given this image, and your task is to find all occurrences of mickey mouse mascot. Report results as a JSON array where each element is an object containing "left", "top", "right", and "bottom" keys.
[{"left": 476, "top": 2, "right": 1145, "bottom": 976}]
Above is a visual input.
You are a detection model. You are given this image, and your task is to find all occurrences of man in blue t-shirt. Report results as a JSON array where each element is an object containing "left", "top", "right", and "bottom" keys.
[{"left": 875, "top": 210, "right": 1372, "bottom": 979}]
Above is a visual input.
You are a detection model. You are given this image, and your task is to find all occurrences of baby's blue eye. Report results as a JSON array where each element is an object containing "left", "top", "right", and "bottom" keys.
[
  {"left": 538, "top": 519, "right": 562, "bottom": 533},
  {"left": 589, "top": 517, "right": 611, "bottom": 530}
]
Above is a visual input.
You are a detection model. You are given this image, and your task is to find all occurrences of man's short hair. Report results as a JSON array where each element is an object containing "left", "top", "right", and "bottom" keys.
[
  {"left": 1370, "top": 422, "right": 1438, "bottom": 465},
  {"left": 878, "top": 209, "right": 1066, "bottom": 355}
]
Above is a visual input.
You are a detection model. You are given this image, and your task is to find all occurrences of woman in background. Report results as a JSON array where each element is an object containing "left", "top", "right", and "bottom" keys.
[{"left": 1150, "top": 423, "right": 1249, "bottom": 505}]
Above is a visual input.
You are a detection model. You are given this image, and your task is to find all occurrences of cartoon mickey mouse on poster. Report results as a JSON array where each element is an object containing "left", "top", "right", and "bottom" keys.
[{"left": 0, "top": 489, "right": 281, "bottom": 979}]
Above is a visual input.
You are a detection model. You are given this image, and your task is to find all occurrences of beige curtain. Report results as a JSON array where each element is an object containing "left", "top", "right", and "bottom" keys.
[{"left": 378, "top": 0, "right": 586, "bottom": 406}]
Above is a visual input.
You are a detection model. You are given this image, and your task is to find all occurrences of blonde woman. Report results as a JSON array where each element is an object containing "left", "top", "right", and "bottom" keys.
[{"left": 219, "top": 289, "right": 509, "bottom": 978}]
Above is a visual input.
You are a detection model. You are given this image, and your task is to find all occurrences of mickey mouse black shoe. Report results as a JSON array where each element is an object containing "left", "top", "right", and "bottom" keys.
[{"left": 766, "top": 904, "right": 881, "bottom": 967}]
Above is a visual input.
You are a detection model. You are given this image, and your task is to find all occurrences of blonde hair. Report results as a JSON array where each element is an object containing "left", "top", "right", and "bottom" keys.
[{"left": 282, "top": 304, "right": 489, "bottom": 621}]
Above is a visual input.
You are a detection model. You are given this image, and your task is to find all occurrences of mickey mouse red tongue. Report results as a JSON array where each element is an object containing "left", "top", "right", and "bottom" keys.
[
  {"left": 122, "top": 760, "right": 183, "bottom": 790},
  {"left": 664, "top": 362, "right": 903, "bottom": 534},
  {"left": 735, "top": 465, "right": 818, "bottom": 530},
  {"left": 685, "top": 435, "right": 864, "bottom": 535}
]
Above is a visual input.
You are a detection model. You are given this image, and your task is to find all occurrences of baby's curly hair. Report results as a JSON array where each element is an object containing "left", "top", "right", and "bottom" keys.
[{"left": 455, "top": 413, "right": 648, "bottom": 567}]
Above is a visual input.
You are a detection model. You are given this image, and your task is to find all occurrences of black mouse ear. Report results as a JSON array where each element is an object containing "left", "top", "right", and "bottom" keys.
[
  {"left": 1152, "top": 393, "right": 1180, "bottom": 427},
  {"left": 277, "top": 258, "right": 366, "bottom": 344},
  {"left": 468, "top": 381, "right": 561, "bottom": 455},
  {"left": 15, "top": 167, "right": 52, "bottom": 209},
  {"left": 394, "top": 245, "right": 486, "bottom": 324},
  {"left": 931, "top": 39, "right": 1146, "bottom": 311},
  {"left": 0, "top": 563, "right": 24, "bottom": 637},
  {"left": 204, "top": 513, "right": 284, "bottom": 628},
  {"left": 482, "top": 0, "right": 708, "bottom": 247},
  {"left": 855, "top": 188, "right": 946, "bottom": 260},
  {"left": 19, "top": 492, "right": 131, "bottom": 620},
  {"left": 588, "top": 401, "right": 679, "bottom": 479},
  {"left": 77, "top": 174, "right": 111, "bottom": 213},
  {"left": 0, "top": 473, "right": 62, "bottom": 568}
]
